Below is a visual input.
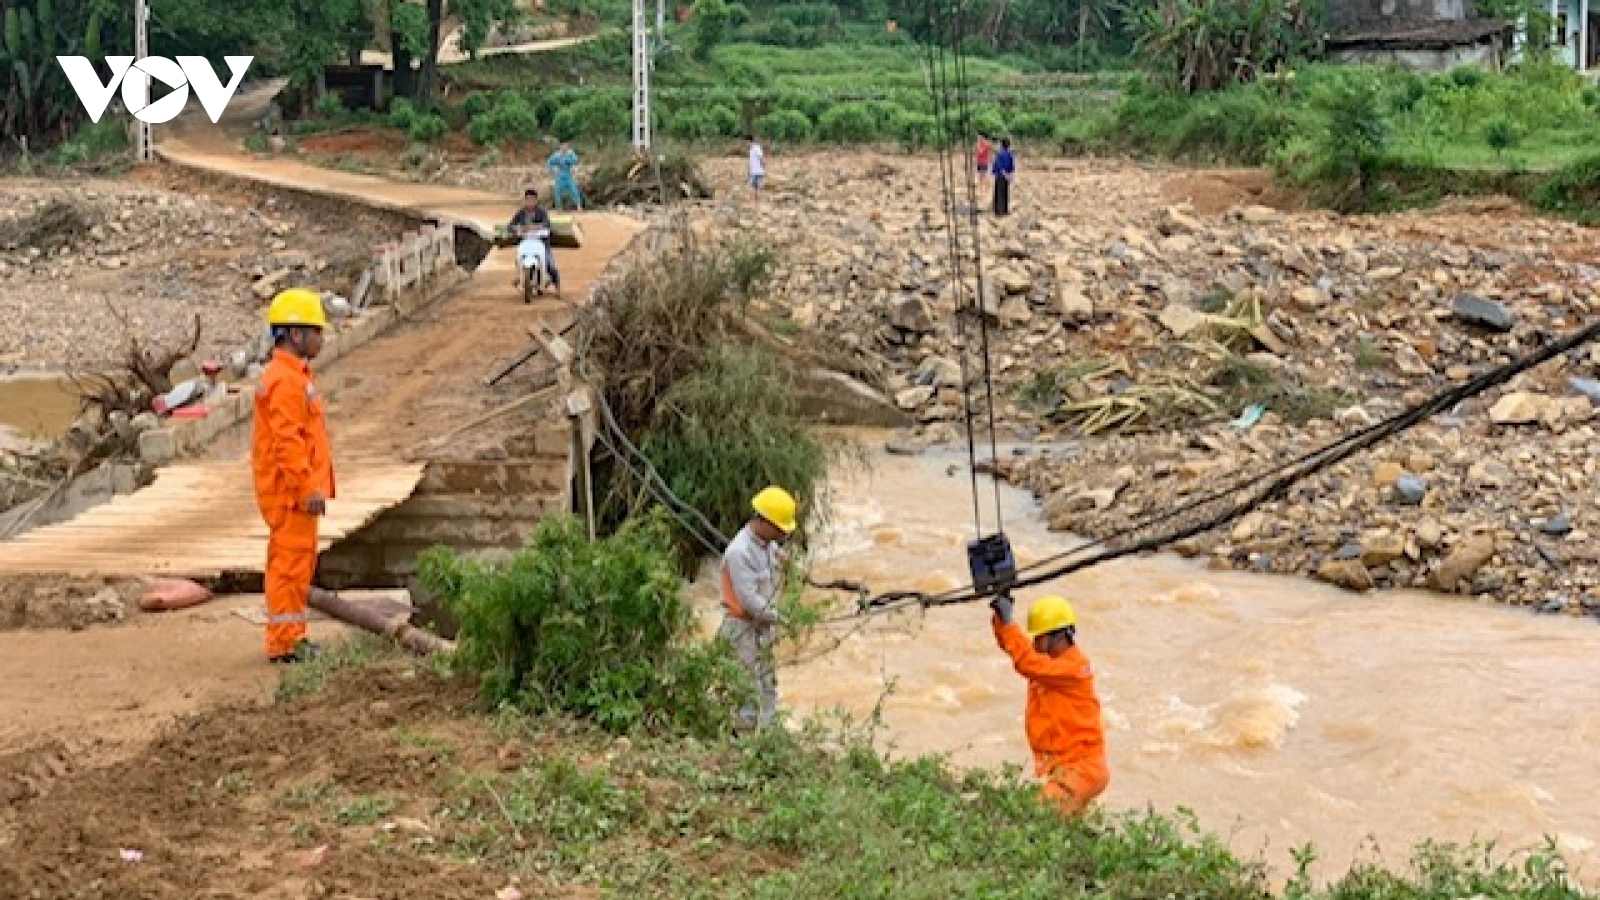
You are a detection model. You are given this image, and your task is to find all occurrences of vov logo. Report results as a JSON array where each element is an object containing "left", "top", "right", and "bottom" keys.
[{"left": 56, "top": 56, "right": 252, "bottom": 124}]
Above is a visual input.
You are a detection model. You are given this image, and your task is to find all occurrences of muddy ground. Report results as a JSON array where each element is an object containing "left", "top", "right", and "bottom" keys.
[{"left": 0, "top": 659, "right": 532, "bottom": 900}]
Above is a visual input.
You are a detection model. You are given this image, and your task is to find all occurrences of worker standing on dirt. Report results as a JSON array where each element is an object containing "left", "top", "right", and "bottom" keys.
[
  {"left": 719, "top": 486, "right": 798, "bottom": 733},
  {"left": 547, "top": 142, "right": 584, "bottom": 211},
  {"left": 252, "top": 288, "right": 336, "bottom": 665},
  {"left": 992, "top": 137, "right": 1016, "bottom": 216},
  {"left": 990, "top": 593, "right": 1108, "bottom": 815}
]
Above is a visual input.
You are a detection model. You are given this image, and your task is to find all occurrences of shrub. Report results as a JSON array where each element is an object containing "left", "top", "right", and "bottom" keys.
[
  {"left": 418, "top": 514, "right": 745, "bottom": 737},
  {"left": 759, "top": 108, "right": 812, "bottom": 143},
  {"left": 316, "top": 91, "right": 347, "bottom": 118},
  {"left": 968, "top": 105, "right": 1008, "bottom": 139},
  {"left": 1009, "top": 112, "right": 1060, "bottom": 141},
  {"left": 710, "top": 104, "right": 742, "bottom": 137},
  {"left": 466, "top": 92, "right": 540, "bottom": 145},
  {"left": 552, "top": 93, "right": 630, "bottom": 142},
  {"left": 1450, "top": 65, "right": 1486, "bottom": 88},
  {"left": 669, "top": 108, "right": 719, "bottom": 140},
  {"left": 639, "top": 344, "right": 828, "bottom": 558},
  {"left": 818, "top": 102, "right": 879, "bottom": 142},
  {"left": 388, "top": 96, "right": 418, "bottom": 129},
  {"left": 1484, "top": 118, "right": 1519, "bottom": 156},
  {"left": 53, "top": 118, "right": 129, "bottom": 167},
  {"left": 1531, "top": 153, "right": 1600, "bottom": 222},
  {"left": 1112, "top": 83, "right": 1306, "bottom": 164},
  {"left": 692, "top": 0, "right": 732, "bottom": 61},
  {"left": 461, "top": 90, "right": 494, "bottom": 117},
  {"left": 668, "top": 105, "right": 740, "bottom": 140},
  {"left": 409, "top": 113, "right": 449, "bottom": 143},
  {"left": 895, "top": 110, "right": 940, "bottom": 150}
]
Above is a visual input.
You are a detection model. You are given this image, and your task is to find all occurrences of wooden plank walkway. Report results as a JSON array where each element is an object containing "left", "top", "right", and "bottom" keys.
[{"left": 0, "top": 459, "right": 425, "bottom": 578}]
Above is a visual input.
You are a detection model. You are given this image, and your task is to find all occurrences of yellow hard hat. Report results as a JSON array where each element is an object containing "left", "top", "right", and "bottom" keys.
[
  {"left": 266, "top": 288, "right": 327, "bottom": 329},
  {"left": 1026, "top": 596, "right": 1077, "bottom": 637},
  {"left": 751, "top": 486, "right": 798, "bottom": 534}
]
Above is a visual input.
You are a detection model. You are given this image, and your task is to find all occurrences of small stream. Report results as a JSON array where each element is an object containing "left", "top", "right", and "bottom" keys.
[
  {"left": 0, "top": 374, "right": 77, "bottom": 448},
  {"left": 694, "top": 444, "right": 1600, "bottom": 887}
]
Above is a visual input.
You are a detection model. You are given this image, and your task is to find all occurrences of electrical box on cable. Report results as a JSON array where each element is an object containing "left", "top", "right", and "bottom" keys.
[{"left": 967, "top": 533, "right": 1016, "bottom": 595}]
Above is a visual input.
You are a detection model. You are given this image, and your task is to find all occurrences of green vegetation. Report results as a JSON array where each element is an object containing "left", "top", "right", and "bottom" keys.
[
  {"left": 272, "top": 642, "right": 1595, "bottom": 900},
  {"left": 584, "top": 233, "right": 830, "bottom": 563},
  {"left": 1102, "top": 61, "right": 1600, "bottom": 214},
  {"left": 418, "top": 514, "right": 746, "bottom": 737}
]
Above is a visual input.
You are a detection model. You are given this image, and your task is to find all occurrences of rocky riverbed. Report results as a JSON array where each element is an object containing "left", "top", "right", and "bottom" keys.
[
  {"left": 0, "top": 178, "right": 385, "bottom": 372},
  {"left": 690, "top": 152, "right": 1600, "bottom": 613}
]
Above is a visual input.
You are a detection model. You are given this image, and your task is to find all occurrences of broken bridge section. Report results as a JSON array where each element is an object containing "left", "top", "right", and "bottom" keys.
[{"left": 0, "top": 460, "right": 425, "bottom": 579}]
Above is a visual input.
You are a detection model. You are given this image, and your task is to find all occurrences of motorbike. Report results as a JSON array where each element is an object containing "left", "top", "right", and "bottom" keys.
[{"left": 516, "top": 226, "right": 553, "bottom": 304}]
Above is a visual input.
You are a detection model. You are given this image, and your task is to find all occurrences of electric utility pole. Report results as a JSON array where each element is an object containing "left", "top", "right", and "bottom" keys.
[
  {"left": 631, "top": 0, "right": 651, "bottom": 152},
  {"left": 134, "top": 0, "right": 153, "bottom": 161}
]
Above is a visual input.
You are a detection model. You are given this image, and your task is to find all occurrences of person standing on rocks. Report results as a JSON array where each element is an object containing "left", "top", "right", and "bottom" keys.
[
  {"left": 991, "top": 137, "right": 1016, "bottom": 216},
  {"left": 974, "top": 131, "right": 993, "bottom": 195},
  {"left": 252, "top": 288, "right": 335, "bottom": 665},
  {"left": 719, "top": 486, "right": 799, "bottom": 732},
  {"left": 747, "top": 134, "right": 765, "bottom": 205},
  {"left": 990, "top": 593, "right": 1109, "bottom": 815}
]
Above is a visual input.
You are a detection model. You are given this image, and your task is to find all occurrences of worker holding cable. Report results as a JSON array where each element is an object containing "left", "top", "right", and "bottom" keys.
[
  {"left": 719, "top": 486, "right": 799, "bottom": 733},
  {"left": 991, "top": 593, "right": 1109, "bottom": 815}
]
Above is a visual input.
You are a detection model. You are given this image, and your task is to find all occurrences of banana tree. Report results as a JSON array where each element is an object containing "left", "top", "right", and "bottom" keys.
[{"left": 2, "top": 0, "right": 104, "bottom": 143}]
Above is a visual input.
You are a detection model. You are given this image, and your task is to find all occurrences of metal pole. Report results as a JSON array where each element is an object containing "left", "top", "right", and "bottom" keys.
[
  {"left": 631, "top": 0, "right": 651, "bottom": 152},
  {"left": 133, "top": 0, "right": 153, "bottom": 161}
]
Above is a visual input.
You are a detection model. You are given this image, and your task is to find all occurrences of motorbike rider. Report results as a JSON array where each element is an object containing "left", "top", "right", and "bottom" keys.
[{"left": 507, "top": 187, "right": 561, "bottom": 296}]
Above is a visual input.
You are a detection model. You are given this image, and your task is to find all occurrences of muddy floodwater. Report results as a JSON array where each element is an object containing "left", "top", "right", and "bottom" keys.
[
  {"left": 698, "top": 446, "right": 1600, "bottom": 887},
  {"left": 0, "top": 374, "right": 77, "bottom": 446}
]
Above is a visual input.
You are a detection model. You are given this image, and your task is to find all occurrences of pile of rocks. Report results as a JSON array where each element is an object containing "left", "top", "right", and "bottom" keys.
[
  {"left": 685, "top": 153, "right": 1600, "bottom": 613},
  {"left": 693, "top": 155, "right": 1600, "bottom": 442},
  {"left": 0, "top": 181, "right": 377, "bottom": 370}
]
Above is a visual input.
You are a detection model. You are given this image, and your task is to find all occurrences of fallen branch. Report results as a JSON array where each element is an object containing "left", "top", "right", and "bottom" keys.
[{"left": 309, "top": 587, "right": 455, "bottom": 656}]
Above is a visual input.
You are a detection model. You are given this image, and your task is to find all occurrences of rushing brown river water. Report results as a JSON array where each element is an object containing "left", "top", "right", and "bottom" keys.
[
  {"left": 0, "top": 374, "right": 76, "bottom": 445},
  {"left": 695, "top": 446, "right": 1600, "bottom": 887}
]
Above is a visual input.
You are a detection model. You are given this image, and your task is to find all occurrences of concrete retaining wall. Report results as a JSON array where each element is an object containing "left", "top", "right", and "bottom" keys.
[{"left": 317, "top": 423, "right": 578, "bottom": 587}]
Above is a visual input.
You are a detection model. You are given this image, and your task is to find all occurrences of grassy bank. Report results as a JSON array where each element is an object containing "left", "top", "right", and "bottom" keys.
[
  {"left": 1101, "top": 61, "right": 1600, "bottom": 215},
  {"left": 250, "top": 628, "right": 1600, "bottom": 899}
]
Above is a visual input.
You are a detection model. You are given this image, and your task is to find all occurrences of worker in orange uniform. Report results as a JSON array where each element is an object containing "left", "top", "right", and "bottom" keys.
[
  {"left": 252, "top": 288, "right": 335, "bottom": 665},
  {"left": 719, "top": 486, "right": 799, "bottom": 733},
  {"left": 991, "top": 593, "right": 1109, "bottom": 815}
]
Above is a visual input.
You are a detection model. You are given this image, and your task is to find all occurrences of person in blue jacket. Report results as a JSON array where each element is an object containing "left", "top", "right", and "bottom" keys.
[
  {"left": 547, "top": 142, "right": 584, "bottom": 211},
  {"left": 992, "top": 137, "right": 1015, "bottom": 216}
]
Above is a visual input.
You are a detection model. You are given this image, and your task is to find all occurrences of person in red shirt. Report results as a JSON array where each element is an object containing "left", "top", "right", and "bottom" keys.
[
  {"left": 252, "top": 288, "right": 336, "bottom": 664},
  {"left": 991, "top": 593, "right": 1109, "bottom": 815}
]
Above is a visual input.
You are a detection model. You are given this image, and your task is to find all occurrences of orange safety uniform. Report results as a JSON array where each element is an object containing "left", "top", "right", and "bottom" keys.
[
  {"left": 993, "top": 618, "right": 1109, "bottom": 815},
  {"left": 252, "top": 347, "right": 335, "bottom": 659}
]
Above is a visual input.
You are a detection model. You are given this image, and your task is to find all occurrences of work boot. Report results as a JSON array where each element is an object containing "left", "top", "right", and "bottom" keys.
[{"left": 268, "top": 639, "right": 324, "bottom": 665}]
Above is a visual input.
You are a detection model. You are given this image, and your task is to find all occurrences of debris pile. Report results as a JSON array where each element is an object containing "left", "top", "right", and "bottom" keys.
[
  {"left": 687, "top": 155, "right": 1600, "bottom": 613},
  {"left": 0, "top": 181, "right": 381, "bottom": 370}
]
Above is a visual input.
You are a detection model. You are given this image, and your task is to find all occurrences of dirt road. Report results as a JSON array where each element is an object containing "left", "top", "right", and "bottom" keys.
[{"left": 0, "top": 123, "right": 641, "bottom": 768}]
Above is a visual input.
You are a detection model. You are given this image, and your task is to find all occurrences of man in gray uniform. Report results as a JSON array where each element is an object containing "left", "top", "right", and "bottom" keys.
[{"left": 719, "top": 486, "right": 799, "bottom": 733}]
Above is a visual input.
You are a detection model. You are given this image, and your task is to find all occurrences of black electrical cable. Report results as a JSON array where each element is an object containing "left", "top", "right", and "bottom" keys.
[
  {"left": 922, "top": 4, "right": 985, "bottom": 538},
  {"left": 946, "top": 1, "right": 1005, "bottom": 536}
]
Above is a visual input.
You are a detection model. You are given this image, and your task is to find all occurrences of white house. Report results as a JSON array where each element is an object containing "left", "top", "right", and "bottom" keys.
[{"left": 1547, "top": 0, "right": 1596, "bottom": 69}]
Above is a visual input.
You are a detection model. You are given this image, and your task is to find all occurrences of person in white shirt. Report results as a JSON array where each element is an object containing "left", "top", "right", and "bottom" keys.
[
  {"left": 719, "top": 485, "right": 798, "bottom": 732},
  {"left": 747, "top": 135, "right": 765, "bottom": 201}
]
